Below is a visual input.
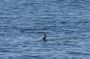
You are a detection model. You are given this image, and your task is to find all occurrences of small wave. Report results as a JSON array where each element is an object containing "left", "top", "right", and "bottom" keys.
[
  {"left": 0, "top": 48, "right": 10, "bottom": 53},
  {"left": 66, "top": 51, "right": 90, "bottom": 56},
  {"left": 8, "top": 55, "right": 42, "bottom": 59}
]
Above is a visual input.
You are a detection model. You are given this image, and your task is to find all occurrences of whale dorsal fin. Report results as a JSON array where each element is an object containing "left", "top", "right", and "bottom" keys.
[{"left": 42, "top": 32, "right": 47, "bottom": 42}]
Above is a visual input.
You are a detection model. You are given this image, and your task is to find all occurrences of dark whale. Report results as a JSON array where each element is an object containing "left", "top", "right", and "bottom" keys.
[{"left": 42, "top": 32, "right": 47, "bottom": 42}]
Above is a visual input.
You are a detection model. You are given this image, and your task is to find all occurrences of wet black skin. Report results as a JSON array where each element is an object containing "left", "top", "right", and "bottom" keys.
[{"left": 42, "top": 32, "right": 47, "bottom": 42}]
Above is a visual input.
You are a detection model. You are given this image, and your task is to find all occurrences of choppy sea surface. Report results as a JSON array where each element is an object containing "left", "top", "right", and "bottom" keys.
[{"left": 0, "top": 0, "right": 90, "bottom": 59}]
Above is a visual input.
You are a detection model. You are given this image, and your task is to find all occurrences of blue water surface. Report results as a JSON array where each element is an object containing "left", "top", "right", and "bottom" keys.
[{"left": 0, "top": 0, "right": 90, "bottom": 59}]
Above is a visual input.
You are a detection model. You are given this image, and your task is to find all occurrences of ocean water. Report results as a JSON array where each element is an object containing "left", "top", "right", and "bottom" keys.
[{"left": 0, "top": 0, "right": 90, "bottom": 59}]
